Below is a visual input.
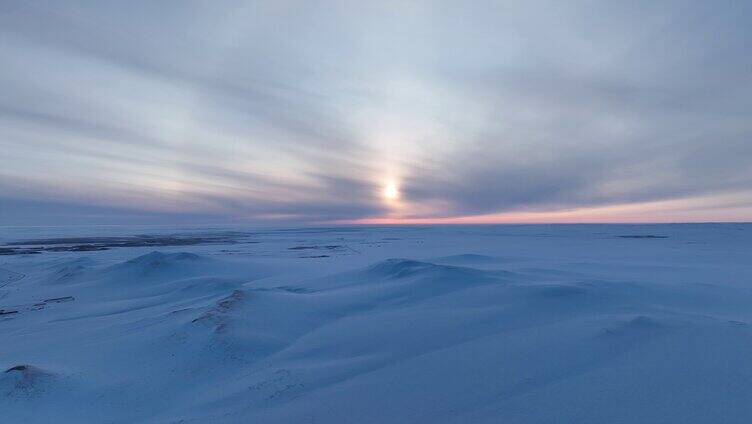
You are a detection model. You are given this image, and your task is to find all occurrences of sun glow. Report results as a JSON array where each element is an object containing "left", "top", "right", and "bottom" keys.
[{"left": 383, "top": 182, "right": 400, "bottom": 201}]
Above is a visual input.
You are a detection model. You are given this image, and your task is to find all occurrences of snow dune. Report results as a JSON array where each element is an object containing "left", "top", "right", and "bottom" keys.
[{"left": 1, "top": 224, "right": 752, "bottom": 423}]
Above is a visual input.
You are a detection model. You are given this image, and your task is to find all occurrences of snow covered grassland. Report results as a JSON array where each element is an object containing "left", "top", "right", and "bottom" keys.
[{"left": 2, "top": 224, "right": 752, "bottom": 423}]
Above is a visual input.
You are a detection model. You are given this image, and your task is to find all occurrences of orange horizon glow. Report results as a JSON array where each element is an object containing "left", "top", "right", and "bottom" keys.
[{"left": 337, "top": 196, "right": 752, "bottom": 225}]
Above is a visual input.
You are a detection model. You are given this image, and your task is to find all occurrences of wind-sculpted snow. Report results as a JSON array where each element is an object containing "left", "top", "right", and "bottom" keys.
[
  {"left": 430, "top": 253, "right": 507, "bottom": 266},
  {"left": 1, "top": 365, "right": 58, "bottom": 400},
  {"left": 1, "top": 224, "right": 752, "bottom": 423}
]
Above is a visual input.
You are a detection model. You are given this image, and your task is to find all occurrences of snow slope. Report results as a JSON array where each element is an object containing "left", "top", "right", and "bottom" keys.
[{"left": 1, "top": 224, "right": 752, "bottom": 423}]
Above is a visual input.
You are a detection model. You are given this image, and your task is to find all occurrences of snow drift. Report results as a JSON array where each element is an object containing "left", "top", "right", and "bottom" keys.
[{"left": 2, "top": 224, "right": 752, "bottom": 423}]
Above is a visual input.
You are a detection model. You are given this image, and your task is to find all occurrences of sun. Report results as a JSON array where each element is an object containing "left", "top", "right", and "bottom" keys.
[{"left": 383, "top": 182, "right": 400, "bottom": 201}]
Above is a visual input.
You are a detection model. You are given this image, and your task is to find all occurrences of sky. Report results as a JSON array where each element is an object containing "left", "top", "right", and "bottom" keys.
[{"left": 1, "top": 0, "right": 752, "bottom": 225}]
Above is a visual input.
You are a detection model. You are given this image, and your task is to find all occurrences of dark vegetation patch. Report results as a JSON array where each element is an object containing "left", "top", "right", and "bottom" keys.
[
  {"left": 0, "top": 247, "right": 41, "bottom": 255},
  {"left": 2, "top": 294, "right": 76, "bottom": 315},
  {"left": 287, "top": 244, "right": 349, "bottom": 258},
  {"left": 0, "top": 232, "right": 251, "bottom": 256},
  {"left": 43, "top": 296, "right": 75, "bottom": 304},
  {"left": 274, "top": 286, "right": 314, "bottom": 293},
  {"left": 5, "top": 365, "right": 27, "bottom": 373},
  {"left": 288, "top": 245, "right": 343, "bottom": 250}
]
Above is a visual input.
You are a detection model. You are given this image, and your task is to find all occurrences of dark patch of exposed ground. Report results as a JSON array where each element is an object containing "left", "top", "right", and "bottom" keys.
[{"left": 0, "top": 232, "right": 251, "bottom": 256}]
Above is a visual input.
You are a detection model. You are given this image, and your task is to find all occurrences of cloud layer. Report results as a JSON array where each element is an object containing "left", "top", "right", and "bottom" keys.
[{"left": 2, "top": 1, "right": 751, "bottom": 224}]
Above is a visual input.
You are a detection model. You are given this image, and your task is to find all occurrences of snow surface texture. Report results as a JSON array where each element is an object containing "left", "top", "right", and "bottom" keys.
[{"left": 1, "top": 224, "right": 752, "bottom": 423}]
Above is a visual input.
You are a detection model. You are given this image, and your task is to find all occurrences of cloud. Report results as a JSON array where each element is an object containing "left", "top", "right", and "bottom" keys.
[{"left": 1, "top": 0, "right": 751, "bottom": 224}]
